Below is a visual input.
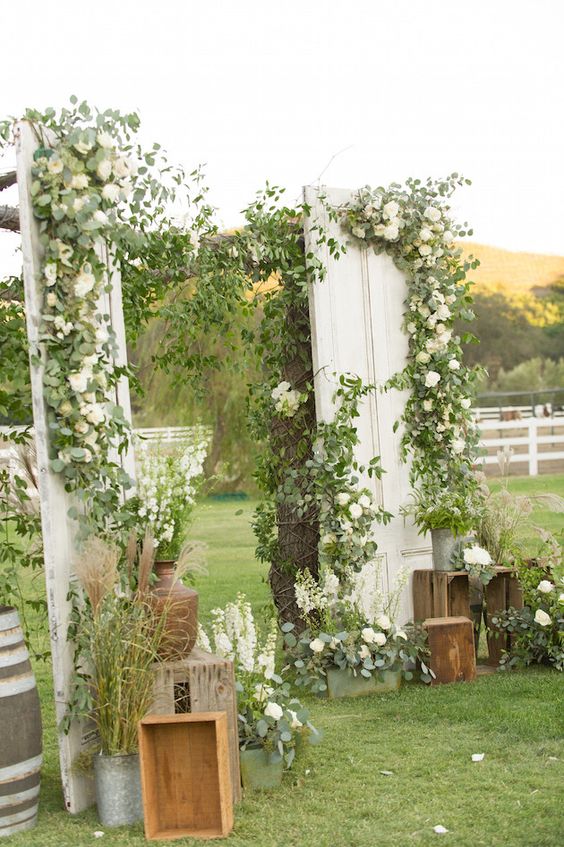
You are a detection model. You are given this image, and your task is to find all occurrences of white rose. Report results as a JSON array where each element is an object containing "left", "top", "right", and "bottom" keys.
[
  {"left": 419, "top": 227, "right": 433, "bottom": 242},
  {"left": 97, "top": 159, "right": 112, "bottom": 181},
  {"left": 59, "top": 401, "right": 73, "bottom": 416},
  {"left": 46, "top": 292, "right": 57, "bottom": 307},
  {"left": 74, "top": 420, "right": 89, "bottom": 434},
  {"left": 436, "top": 304, "right": 451, "bottom": 321},
  {"left": 68, "top": 370, "right": 91, "bottom": 393},
  {"left": 93, "top": 210, "right": 108, "bottom": 225},
  {"left": 461, "top": 398, "right": 472, "bottom": 409},
  {"left": 47, "top": 157, "right": 64, "bottom": 175},
  {"left": 321, "top": 533, "right": 336, "bottom": 547},
  {"left": 406, "top": 322, "right": 417, "bottom": 335},
  {"left": 352, "top": 226, "right": 366, "bottom": 239},
  {"left": 97, "top": 131, "right": 115, "bottom": 149},
  {"left": 349, "top": 503, "right": 363, "bottom": 520},
  {"left": 537, "top": 580, "right": 554, "bottom": 594},
  {"left": 419, "top": 244, "right": 432, "bottom": 256},
  {"left": 376, "top": 614, "right": 391, "bottom": 630},
  {"left": 425, "top": 371, "right": 441, "bottom": 388},
  {"left": 70, "top": 174, "right": 89, "bottom": 190},
  {"left": 362, "top": 627, "right": 377, "bottom": 643},
  {"left": 95, "top": 325, "right": 110, "bottom": 345},
  {"left": 443, "top": 230, "right": 454, "bottom": 243},
  {"left": 416, "top": 351, "right": 431, "bottom": 364},
  {"left": 74, "top": 269, "right": 96, "bottom": 298},
  {"left": 73, "top": 197, "right": 87, "bottom": 212},
  {"left": 424, "top": 206, "right": 442, "bottom": 222},
  {"left": 423, "top": 399, "right": 433, "bottom": 412},
  {"left": 395, "top": 630, "right": 408, "bottom": 641},
  {"left": 271, "top": 381, "right": 291, "bottom": 400},
  {"left": 113, "top": 157, "right": 133, "bottom": 179},
  {"left": 359, "top": 644, "right": 371, "bottom": 660},
  {"left": 534, "top": 609, "right": 551, "bottom": 627},
  {"left": 448, "top": 359, "right": 461, "bottom": 371},
  {"left": 383, "top": 200, "right": 399, "bottom": 219},
  {"left": 44, "top": 263, "right": 58, "bottom": 286},
  {"left": 85, "top": 404, "right": 106, "bottom": 425},
  {"left": 558, "top": 593, "right": 564, "bottom": 604},
  {"left": 463, "top": 546, "right": 492, "bottom": 567},
  {"left": 373, "top": 632, "right": 387, "bottom": 646},
  {"left": 336, "top": 492, "right": 351, "bottom": 506},
  {"left": 383, "top": 224, "right": 399, "bottom": 241},
  {"left": 358, "top": 494, "right": 371, "bottom": 509},
  {"left": 264, "top": 701, "right": 283, "bottom": 721},
  {"left": 102, "top": 183, "right": 121, "bottom": 203},
  {"left": 309, "top": 638, "right": 325, "bottom": 653},
  {"left": 452, "top": 438, "right": 466, "bottom": 454}
]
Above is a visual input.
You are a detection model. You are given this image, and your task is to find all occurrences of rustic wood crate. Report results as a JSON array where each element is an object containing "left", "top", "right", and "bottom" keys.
[
  {"left": 485, "top": 567, "right": 523, "bottom": 666},
  {"left": 139, "top": 712, "right": 233, "bottom": 841},
  {"left": 413, "top": 570, "right": 471, "bottom": 621},
  {"left": 149, "top": 647, "right": 241, "bottom": 804},
  {"left": 424, "top": 616, "right": 476, "bottom": 685}
]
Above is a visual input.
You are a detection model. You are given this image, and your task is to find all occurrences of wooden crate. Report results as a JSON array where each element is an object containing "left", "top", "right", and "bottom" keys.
[
  {"left": 485, "top": 567, "right": 523, "bottom": 666},
  {"left": 424, "top": 616, "right": 476, "bottom": 685},
  {"left": 413, "top": 570, "right": 471, "bottom": 621},
  {"left": 149, "top": 648, "right": 241, "bottom": 804},
  {"left": 139, "top": 712, "right": 233, "bottom": 841}
]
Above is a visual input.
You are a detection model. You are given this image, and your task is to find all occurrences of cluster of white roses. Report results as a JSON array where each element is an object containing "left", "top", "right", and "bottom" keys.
[
  {"left": 343, "top": 177, "right": 479, "bottom": 496},
  {"left": 533, "top": 579, "right": 563, "bottom": 628},
  {"left": 320, "top": 488, "right": 380, "bottom": 566},
  {"left": 271, "top": 380, "right": 304, "bottom": 418},
  {"left": 135, "top": 436, "right": 208, "bottom": 550},
  {"left": 34, "top": 124, "right": 141, "bottom": 476}
]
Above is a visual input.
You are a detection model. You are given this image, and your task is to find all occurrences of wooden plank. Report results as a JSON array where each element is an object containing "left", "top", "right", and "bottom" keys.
[
  {"left": 424, "top": 617, "right": 476, "bottom": 685},
  {"left": 412, "top": 571, "right": 470, "bottom": 621},
  {"left": 412, "top": 571, "right": 434, "bottom": 621},
  {"left": 16, "top": 121, "right": 135, "bottom": 813},
  {"left": 149, "top": 648, "right": 241, "bottom": 804},
  {"left": 139, "top": 713, "right": 233, "bottom": 841}
]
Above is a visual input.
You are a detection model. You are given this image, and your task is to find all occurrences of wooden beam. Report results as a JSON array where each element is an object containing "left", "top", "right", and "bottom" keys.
[
  {"left": 0, "top": 204, "right": 20, "bottom": 232},
  {"left": 0, "top": 171, "right": 17, "bottom": 192}
]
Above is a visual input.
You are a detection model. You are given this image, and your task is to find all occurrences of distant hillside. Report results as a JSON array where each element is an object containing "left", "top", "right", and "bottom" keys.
[{"left": 459, "top": 242, "right": 564, "bottom": 294}]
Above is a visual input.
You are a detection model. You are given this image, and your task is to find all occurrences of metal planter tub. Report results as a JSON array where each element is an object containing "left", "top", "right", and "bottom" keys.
[
  {"left": 239, "top": 748, "right": 283, "bottom": 791},
  {"left": 325, "top": 667, "right": 402, "bottom": 699},
  {"left": 94, "top": 753, "right": 143, "bottom": 827}
]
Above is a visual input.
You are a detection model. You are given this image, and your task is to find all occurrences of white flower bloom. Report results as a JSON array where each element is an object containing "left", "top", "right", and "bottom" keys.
[
  {"left": 85, "top": 404, "right": 106, "bottom": 425},
  {"left": 70, "top": 173, "right": 89, "bottom": 190},
  {"left": 359, "top": 494, "right": 372, "bottom": 509},
  {"left": 395, "top": 630, "right": 408, "bottom": 640},
  {"left": 59, "top": 400, "right": 73, "bottom": 416},
  {"left": 359, "top": 644, "right": 371, "bottom": 660},
  {"left": 321, "top": 532, "right": 337, "bottom": 547},
  {"left": 74, "top": 139, "right": 93, "bottom": 155},
  {"left": 463, "top": 545, "right": 492, "bottom": 567},
  {"left": 47, "top": 157, "right": 64, "bottom": 175},
  {"left": 93, "top": 210, "right": 108, "bottom": 225},
  {"left": 349, "top": 503, "right": 363, "bottom": 520},
  {"left": 416, "top": 351, "right": 431, "bottom": 364},
  {"left": 102, "top": 183, "right": 121, "bottom": 203},
  {"left": 74, "top": 420, "right": 89, "bottom": 434},
  {"left": 383, "top": 224, "right": 399, "bottom": 241},
  {"left": 271, "top": 381, "right": 291, "bottom": 400},
  {"left": 361, "top": 627, "right": 377, "bottom": 643},
  {"left": 424, "top": 206, "right": 442, "bottom": 222},
  {"left": 443, "top": 230, "right": 454, "bottom": 243},
  {"left": 74, "top": 268, "right": 96, "bottom": 298},
  {"left": 376, "top": 614, "right": 391, "bottom": 630},
  {"left": 97, "top": 131, "right": 115, "bottom": 149},
  {"left": 253, "top": 683, "right": 273, "bottom": 703},
  {"left": 419, "top": 227, "right": 433, "bottom": 242},
  {"left": 82, "top": 448, "right": 93, "bottom": 463},
  {"left": 46, "top": 292, "right": 57, "bottom": 307},
  {"left": 448, "top": 359, "right": 461, "bottom": 371},
  {"left": 264, "top": 701, "right": 283, "bottom": 721},
  {"left": 373, "top": 631, "right": 387, "bottom": 646},
  {"left": 436, "top": 304, "right": 451, "bottom": 321},
  {"left": 425, "top": 371, "right": 441, "bottom": 388},
  {"left": 68, "top": 370, "right": 91, "bottom": 393},
  {"left": 352, "top": 226, "right": 365, "bottom": 239},
  {"left": 97, "top": 159, "right": 113, "bottom": 181},
  {"left": 113, "top": 156, "right": 134, "bottom": 179},
  {"left": 419, "top": 244, "right": 432, "bottom": 257},
  {"left": 452, "top": 438, "right": 465, "bottom": 454},
  {"left": 537, "top": 580, "right": 554, "bottom": 594},
  {"left": 461, "top": 398, "right": 472, "bottom": 409},
  {"left": 44, "top": 263, "right": 58, "bottom": 285},
  {"left": 73, "top": 197, "right": 87, "bottom": 212},
  {"left": 558, "top": 593, "right": 564, "bottom": 604},
  {"left": 423, "top": 399, "right": 433, "bottom": 411},
  {"left": 309, "top": 638, "right": 325, "bottom": 654},
  {"left": 383, "top": 200, "right": 399, "bottom": 219},
  {"left": 288, "top": 710, "right": 303, "bottom": 729},
  {"left": 336, "top": 492, "right": 351, "bottom": 506},
  {"left": 406, "top": 322, "right": 417, "bottom": 335},
  {"left": 534, "top": 609, "right": 551, "bottom": 627}
]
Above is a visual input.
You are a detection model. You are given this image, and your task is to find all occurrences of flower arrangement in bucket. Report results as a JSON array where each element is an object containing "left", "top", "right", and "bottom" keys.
[
  {"left": 71, "top": 535, "right": 168, "bottom": 827},
  {"left": 198, "top": 595, "right": 321, "bottom": 790},
  {"left": 133, "top": 435, "right": 209, "bottom": 657},
  {"left": 284, "top": 558, "right": 433, "bottom": 697}
]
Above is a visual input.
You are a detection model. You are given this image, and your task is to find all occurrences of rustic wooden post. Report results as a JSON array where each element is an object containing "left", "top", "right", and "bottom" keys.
[{"left": 16, "top": 121, "right": 135, "bottom": 813}]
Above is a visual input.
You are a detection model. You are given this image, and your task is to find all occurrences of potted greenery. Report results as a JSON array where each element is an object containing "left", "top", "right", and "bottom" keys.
[
  {"left": 198, "top": 595, "right": 321, "bottom": 790},
  {"left": 284, "top": 559, "right": 433, "bottom": 697},
  {"left": 405, "top": 486, "right": 479, "bottom": 571},
  {"left": 73, "top": 536, "right": 167, "bottom": 827}
]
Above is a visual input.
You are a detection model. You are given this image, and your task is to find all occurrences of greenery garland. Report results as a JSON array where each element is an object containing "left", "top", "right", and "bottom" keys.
[{"left": 341, "top": 176, "right": 482, "bottom": 532}]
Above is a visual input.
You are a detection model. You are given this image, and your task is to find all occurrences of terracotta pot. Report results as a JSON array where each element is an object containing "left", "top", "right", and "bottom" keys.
[{"left": 150, "top": 561, "right": 198, "bottom": 659}]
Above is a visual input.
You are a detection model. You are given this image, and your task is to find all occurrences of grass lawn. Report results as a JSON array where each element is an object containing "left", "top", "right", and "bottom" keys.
[{"left": 6, "top": 476, "right": 564, "bottom": 847}]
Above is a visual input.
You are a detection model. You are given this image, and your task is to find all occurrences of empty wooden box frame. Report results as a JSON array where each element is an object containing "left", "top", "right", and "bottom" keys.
[{"left": 139, "top": 712, "right": 233, "bottom": 841}]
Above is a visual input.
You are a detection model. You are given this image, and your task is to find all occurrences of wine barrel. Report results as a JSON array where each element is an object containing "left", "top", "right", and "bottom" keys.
[{"left": 0, "top": 606, "right": 42, "bottom": 837}]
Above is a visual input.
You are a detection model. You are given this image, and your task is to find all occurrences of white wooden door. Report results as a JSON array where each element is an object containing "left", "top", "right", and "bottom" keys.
[{"left": 304, "top": 186, "right": 432, "bottom": 622}]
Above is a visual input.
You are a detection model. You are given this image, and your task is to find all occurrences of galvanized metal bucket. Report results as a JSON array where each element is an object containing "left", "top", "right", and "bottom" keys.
[
  {"left": 239, "top": 748, "right": 283, "bottom": 791},
  {"left": 431, "top": 528, "right": 457, "bottom": 571},
  {"left": 94, "top": 753, "right": 143, "bottom": 827}
]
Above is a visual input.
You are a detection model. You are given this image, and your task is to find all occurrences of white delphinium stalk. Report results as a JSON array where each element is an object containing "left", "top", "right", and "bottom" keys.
[
  {"left": 344, "top": 558, "right": 386, "bottom": 625},
  {"left": 256, "top": 618, "right": 278, "bottom": 680}
]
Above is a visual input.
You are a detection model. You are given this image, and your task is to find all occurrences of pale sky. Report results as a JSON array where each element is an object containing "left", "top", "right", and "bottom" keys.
[{"left": 1, "top": 0, "right": 563, "bottom": 276}]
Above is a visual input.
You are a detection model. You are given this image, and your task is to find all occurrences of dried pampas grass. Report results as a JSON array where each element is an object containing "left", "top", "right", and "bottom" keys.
[{"left": 74, "top": 536, "right": 119, "bottom": 614}]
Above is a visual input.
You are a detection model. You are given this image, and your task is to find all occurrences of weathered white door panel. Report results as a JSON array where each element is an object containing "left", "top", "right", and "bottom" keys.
[{"left": 304, "top": 186, "right": 431, "bottom": 621}]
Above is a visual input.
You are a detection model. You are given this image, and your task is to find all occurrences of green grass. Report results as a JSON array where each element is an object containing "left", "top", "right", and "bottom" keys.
[{"left": 7, "top": 476, "right": 564, "bottom": 846}]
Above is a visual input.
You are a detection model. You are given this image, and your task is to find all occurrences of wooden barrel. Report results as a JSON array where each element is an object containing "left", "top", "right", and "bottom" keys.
[{"left": 0, "top": 606, "right": 42, "bottom": 837}]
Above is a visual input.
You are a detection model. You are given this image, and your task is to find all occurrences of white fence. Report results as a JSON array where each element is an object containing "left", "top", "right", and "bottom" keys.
[{"left": 477, "top": 416, "right": 564, "bottom": 475}]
